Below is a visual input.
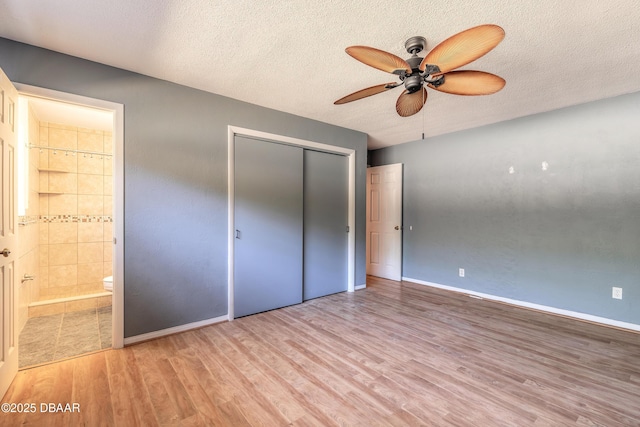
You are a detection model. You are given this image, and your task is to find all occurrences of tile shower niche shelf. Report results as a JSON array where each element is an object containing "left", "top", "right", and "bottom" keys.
[
  {"left": 38, "top": 167, "right": 70, "bottom": 173},
  {"left": 39, "top": 168, "right": 70, "bottom": 193}
]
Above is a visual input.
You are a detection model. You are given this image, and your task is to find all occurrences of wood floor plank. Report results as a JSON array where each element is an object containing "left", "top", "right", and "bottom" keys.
[
  {"left": 131, "top": 345, "right": 183, "bottom": 425},
  {"left": 269, "top": 309, "right": 382, "bottom": 380},
  {"left": 105, "top": 349, "right": 143, "bottom": 426},
  {"left": 182, "top": 331, "right": 238, "bottom": 406},
  {"left": 215, "top": 321, "right": 370, "bottom": 426},
  {"left": 3, "top": 276, "right": 640, "bottom": 426},
  {"left": 68, "top": 353, "right": 105, "bottom": 426},
  {"left": 194, "top": 327, "right": 298, "bottom": 426},
  {"left": 229, "top": 319, "right": 384, "bottom": 425},
  {"left": 236, "top": 315, "right": 398, "bottom": 419},
  {"left": 193, "top": 328, "right": 341, "bottom": 427},
  {"left": 216, "top": 399, "right": 252, "bottom": 427},
  {"left": 167, "top": 354, "right": 231, "bottom": 426}
]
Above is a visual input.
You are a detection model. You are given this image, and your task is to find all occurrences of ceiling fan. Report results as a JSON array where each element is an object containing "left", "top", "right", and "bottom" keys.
[{"left": 334, "top": 24, "right": 506, "bottom": 117}]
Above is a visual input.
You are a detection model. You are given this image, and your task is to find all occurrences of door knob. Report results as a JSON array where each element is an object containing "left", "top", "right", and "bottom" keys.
[
  {"left": 394, "top": 226, "right": 400, "bottom": 230},
  {"left": 1, "top": 248, "right": 10, "bottom": 257}
]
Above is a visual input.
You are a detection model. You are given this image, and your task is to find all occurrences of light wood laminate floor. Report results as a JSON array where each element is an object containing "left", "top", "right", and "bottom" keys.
[{"left": 3, "top": 277, "right": 639, "bottom": 426}]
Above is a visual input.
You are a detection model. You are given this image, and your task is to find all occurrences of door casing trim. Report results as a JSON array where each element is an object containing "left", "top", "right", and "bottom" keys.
[{"left": 15, "top": 83, "right": 125, "bottom": 349}]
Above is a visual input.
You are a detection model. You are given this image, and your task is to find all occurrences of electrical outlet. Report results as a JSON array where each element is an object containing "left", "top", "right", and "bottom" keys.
[
  {"left": 612, "top": 287, "right": 623, "bottom": 300},
  {"left": 459, "top": 268, "right": 465, "bottom": 278}
]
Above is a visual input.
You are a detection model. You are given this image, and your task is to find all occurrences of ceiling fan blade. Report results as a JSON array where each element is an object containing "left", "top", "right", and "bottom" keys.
[
  {"left": 419, "top": 24, "right": 505, "bottom": 74},
  {"left": 346, "top": 46, "right": 412, "bottom": 75},
  {"left": 334, "top": 82, "right": 399, "bottom": 105},
  {"left": 396, "top": 87, "right": 428, "bottom": 117},
  {"left": 428, "top": 70, "right": 505, "bottom": 95}
]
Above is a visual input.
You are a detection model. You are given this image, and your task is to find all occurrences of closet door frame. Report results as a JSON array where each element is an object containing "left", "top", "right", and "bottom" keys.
[{"left": 227, "top": 126, "right": 355, "bottom": 320}]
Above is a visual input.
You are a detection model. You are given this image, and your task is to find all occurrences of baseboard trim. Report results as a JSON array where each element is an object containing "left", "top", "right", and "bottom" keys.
[
  {"left": 124, "top": 315, "right": 229, "bottom": 345},
  {"left": 355, "top": 284, "right": 367, "bottom": 291},
  {"left": 402, "top": 277, "right": 640, "bottom": 333}
]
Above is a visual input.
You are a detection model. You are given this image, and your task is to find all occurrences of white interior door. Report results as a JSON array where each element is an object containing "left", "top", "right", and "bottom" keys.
[
  {"left": 0, "top": 66, "right": 19, "bottom": 398},
  {"left": 366, "top": 163, "right": 402, "bottom": 281}
]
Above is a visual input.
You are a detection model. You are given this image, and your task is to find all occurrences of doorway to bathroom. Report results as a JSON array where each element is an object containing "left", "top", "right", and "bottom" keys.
[{"left": 14, "top": 85, "right": 123, "bottom": 369}]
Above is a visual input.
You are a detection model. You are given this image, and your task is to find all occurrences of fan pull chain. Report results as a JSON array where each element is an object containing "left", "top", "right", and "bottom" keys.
[{"left": 421, "top": 86, "right": 425, "bottom": 140}]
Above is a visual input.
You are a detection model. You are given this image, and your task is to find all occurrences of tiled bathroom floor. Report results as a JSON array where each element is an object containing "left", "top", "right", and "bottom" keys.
[{"left": 19, "top": 306, "right": 112, "bottom": 369}]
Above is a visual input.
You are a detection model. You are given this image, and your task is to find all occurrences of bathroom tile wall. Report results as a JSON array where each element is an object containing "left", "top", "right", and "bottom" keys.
[
  {"left": 38, "top": 122, "right": 113, "bottom": 303},
  {"left": 17, "top": 104, "right": 42, "bottom": 332}
]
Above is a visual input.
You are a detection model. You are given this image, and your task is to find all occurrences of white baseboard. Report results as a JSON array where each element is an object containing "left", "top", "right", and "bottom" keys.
[
  {"left": 355, "top": 284, "right": 367, "bottom": 291},
  {"left": 124, "top": 315, "right": 228, "bottom": 345},
  {"left": 403, "top": 277, "right": 640, "bottom": 333}
]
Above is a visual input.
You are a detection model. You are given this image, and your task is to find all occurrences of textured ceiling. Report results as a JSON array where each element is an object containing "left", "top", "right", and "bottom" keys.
[{"left": 1, "top": 0, "right": 639, "bottom": 149}]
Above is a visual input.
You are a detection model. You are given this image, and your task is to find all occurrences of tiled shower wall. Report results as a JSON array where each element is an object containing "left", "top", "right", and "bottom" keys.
[
  {"left": 17, "top": 104, "right": 42, "bottom": 332},
  {"left": 38, "top": 122, "right": 113, "bottom": 302}
]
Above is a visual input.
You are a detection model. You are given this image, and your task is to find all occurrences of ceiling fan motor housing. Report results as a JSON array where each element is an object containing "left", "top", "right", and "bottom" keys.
[
  {"left": 404, "top": 56, "right": 424, "bottom": 93},
  {"left": 404, "top": 75, "right": 423, "bottom": 93}
]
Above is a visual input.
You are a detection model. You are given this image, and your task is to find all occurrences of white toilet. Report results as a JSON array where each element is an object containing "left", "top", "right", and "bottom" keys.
[{"left": 103, "top": 276, "right": 113, "bottom": 292}]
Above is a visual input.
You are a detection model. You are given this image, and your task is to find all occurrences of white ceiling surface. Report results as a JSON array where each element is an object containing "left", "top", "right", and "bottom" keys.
[{"left": 1, "top": 0, "right": 639, "bottom": 149}]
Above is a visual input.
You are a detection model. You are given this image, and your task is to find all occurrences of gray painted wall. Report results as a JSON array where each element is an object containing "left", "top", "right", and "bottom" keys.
[
  {"left": 0, "top": 37, "right": 368, "bottom": 337},
  {"left": 369, "top": 92, "right": 640, "bottom": 325}
]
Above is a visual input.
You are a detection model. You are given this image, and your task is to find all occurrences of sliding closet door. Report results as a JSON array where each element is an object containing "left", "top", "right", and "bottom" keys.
[
  {"left": 234, "top": 136, "right": 303, "bottom": 317},
  {"left": 303, "top": 150, "right": 348, "bottom": 300}
]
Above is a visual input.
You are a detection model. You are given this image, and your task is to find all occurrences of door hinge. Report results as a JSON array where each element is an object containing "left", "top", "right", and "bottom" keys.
[{"left": 346, "top": 226, "right": 350, "bottom": 233}]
